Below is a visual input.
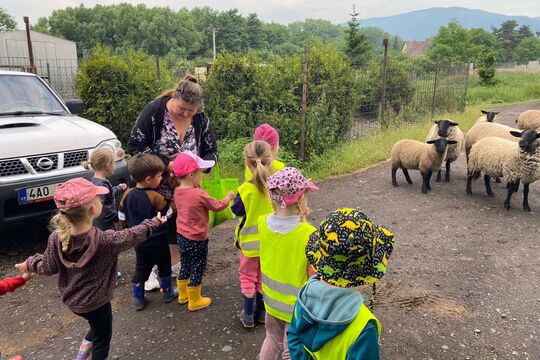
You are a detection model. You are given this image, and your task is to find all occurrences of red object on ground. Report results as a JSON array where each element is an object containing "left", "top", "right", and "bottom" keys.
[{"left": 0, "top": 276, "right": 26, "bottom": 296}]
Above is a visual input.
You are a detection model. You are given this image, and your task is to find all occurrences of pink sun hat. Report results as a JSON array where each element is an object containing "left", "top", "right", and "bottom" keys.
[
  {"left": 54, "top": 178, "right": 109, "bottom": 209},
  {"left": 267, "top": 167, "right": 319, "bottom": 209},
  {"left": 172, "top": 151, "right": 215, "bottom": 178},
  {"left": 253, "top": 123, "right": 279, "bottom": 149}
]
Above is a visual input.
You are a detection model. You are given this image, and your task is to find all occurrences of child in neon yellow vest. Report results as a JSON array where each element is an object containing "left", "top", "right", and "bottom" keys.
[
  {"left": 231, "top": 141, "right": 275, "bottom": 328},
  {"left": 258, "top": 167, "right": 319, "bottom": 360},
  {"left": 244, "top": 123, "right": 285, "bottom": 181},
  {"left": 288, "top": 208, "right": 395, "bottom": 360}
]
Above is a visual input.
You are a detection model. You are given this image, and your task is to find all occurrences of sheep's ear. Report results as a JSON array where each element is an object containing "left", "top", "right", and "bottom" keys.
[
  {"left": 510, "top": 131, "right": 522, "bottom": 138},
  {"left": 447, "top": 140, "right": 458, "bottom": 144},
  {"left": 449, "top": 121, "right": 459, "bottom": 126},
  {"left": 494, "top": 111, "right": 499, "bottom": 115},
  {"left": 536, "top": 133, "right": 540, "bottom": 139},
  {"left": 433, "top": 120, "right": 440, "bottom": 124},
  {"left": 481, "top": 110, "right": 487, "bottom": 114},
  {"left": 426, "top": 140, "right": 436, "bottom": 144}
]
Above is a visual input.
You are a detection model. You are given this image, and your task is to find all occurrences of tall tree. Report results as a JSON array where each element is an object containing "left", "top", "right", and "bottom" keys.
[
  {"left": 492, "top": 20, "right": 519, "bottom": 62},
  {"left": 515, "top": 36, "right": 540, "bottom": 65},
  {"left": 428, "top": 19, "right": 472, "bottom": 63},
  {"left": 0, "top": 7, "right": 16, "bottom": 32},
  {"left": 469, "top": 28, "right": 502, "bottom": 61},
  {"left": 246, "top": 13, "right": 265, "bottom": 50},
  {"left": 344, "top": 7, "right": 371, "bottom": 68}
]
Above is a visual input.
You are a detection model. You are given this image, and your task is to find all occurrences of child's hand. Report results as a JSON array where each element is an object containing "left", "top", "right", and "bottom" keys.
[
  {"left": 15, "top": 262, "right": 28, "bottom": 274},
  {"left": 226, "top": 190, "right": 235, "bottom": 201},
  {"left": 118, "top": 183, "right": 127, "bottom": 191},
  {"left": 22, "top": 272, "right": 35, "bottom": 281},
  {"left": 156, "top": 212, "right": 168, "bottom": 225}
]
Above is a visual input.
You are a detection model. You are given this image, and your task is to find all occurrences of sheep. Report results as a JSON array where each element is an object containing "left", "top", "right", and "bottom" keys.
[
  {"left": 466, "top": 129, "right": 540, "bottom": 211},
  {"left": 426, "top": 119, "right": 465, "bottom": 182},
  {"left": 391, "top": 138, "right": 457, "bottom": 194},
  {"left": 465, "top": 122, "right": 520, "bottom": 159},
  {"left": 516, "top": 110, "right": 540, "bottom": 130},
  {"left": 474, "top": 110, "right": 499, "bottom": 125}
]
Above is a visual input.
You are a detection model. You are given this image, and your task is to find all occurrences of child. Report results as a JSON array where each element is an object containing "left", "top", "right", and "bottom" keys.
[
  {"left": 171, "top": 151, "right": 234, "bottom": 311},
  {"left": 231, "top": 141, "right": 274, "bottom": 328},
  {"left": 258, "top": 167, "right": 319, "bottom": 360},
  {"left": 15, "top": 178, "right": 167, "bottom": 360},
  {"left": 245, "top": 124, "right": 285, "bottom": 181},
  {"left": 0, "top": 272, "right": 33, "bottom": 296},
  {"left": 118, "top": 154, "right": 176, "bottom": 311},
  {"left": 82, "top": 148, "right": 127, "bottom": 231},
  {"left": 288, "top": 208, "right": 395, "bottom": 360}
]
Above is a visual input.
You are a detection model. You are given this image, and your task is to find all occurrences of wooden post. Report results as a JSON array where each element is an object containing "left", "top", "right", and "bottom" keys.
[
  {"left": 155, "top": 55, "right": 161, "bottom": 93},
  {"left": 212, "top": 27, "right": 217, "bottom": 61},
  {"left": 300, "top": 46, "right": 308, "bottom": 162},
  {"left": 23, "top": 16, "right": 36, "bottom": 74},
  {"left": 380, "top": 38, "right": 389, "bottom": 128},
  {"left": 431, "top": 59, "right": 440, "bottom": 117}
]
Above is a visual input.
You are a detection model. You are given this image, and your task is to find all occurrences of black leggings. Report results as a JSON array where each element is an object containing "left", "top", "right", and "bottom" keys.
[{"left": 74, "top": 302, "right": 113, "bottom": 360}]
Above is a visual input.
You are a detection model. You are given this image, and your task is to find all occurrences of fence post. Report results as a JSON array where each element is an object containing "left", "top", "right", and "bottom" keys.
[
  {"left": 463, "top": 59, "right": 471, "bottom": 111},
  {"left": 23, "top": 16, "right": 36, "bottom": 74},
  {"left": 155, "top": 55, "right": 161, "bottom": 93},
  {"left": 380, "top": 38, "right": 389, "bottom": 128},
  {"left": 431, "top": 59, "right": 440, "bottom": 117},
  {"left": 299, "top": 45, "right": 308, "bottom": 162}
]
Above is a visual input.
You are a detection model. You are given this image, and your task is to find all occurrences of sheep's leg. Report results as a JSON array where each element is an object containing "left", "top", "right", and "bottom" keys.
[
  {"left": 504, "top": 182, "right": 515, "bottom": 210},
  {"left": 484, "top": 175, "right": 494, "bottom": 197},
  {"left": 513, "top": 180, "right": 520, "bottom": 193},
  {"left": 444, "top": 160, "right": 451, "bottom": 182},
  {"left": 421, "top": 172, "right": 428, "bottom": 194},
  {"left": 426, "top": 171, "right": 432, "bottom": 190},
  {"left": 402, "top": 168, "right": 413, "bottom": 184},
  {"left": 436, "top": 169, "right": 442, "bottom": 182},
  {"left": 391, "top": 168, "right": 398, "bottom": 187},
  {"left": 523, "top": 183, "right": 531, "bottom": 211},
  {"left": 495, "top": 177, "right": 502, "bottom": 183},
  {"left": 466, "top": 175, "right": 474, "bottom": 195}
]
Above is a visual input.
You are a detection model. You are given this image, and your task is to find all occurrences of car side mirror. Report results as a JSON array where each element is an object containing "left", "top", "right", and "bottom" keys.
[{"left": 65, "top": 99, "right": 85, "bottom": 114}]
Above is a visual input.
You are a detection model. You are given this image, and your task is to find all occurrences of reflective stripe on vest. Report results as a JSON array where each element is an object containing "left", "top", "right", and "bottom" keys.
[
  {"left": 259, "top": 215, "right": 316, "bottom": 322},
  {"left": 235, "top": 182, "right": 273, "bottom": 257},
  {"left": 303, "top": 304, "right": 381, "bottom": 359}
]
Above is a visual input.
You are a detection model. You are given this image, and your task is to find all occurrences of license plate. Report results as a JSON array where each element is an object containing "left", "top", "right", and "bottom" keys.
[{"left": 18, "top": 183, "right": 62, "bottom": 204}]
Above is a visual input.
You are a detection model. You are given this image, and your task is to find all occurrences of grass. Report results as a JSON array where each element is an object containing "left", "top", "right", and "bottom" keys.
[{"left": 218, "top": 71, "right": 540, "bottom": 182}]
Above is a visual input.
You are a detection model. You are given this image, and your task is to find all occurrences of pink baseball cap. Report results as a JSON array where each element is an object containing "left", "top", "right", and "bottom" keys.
[
  {"left": 267, "top": 167, "right": 319, "bottom": 209},
  {"left": 253, "top": 123, "right": 279, "bottom": 149},
  {"left": 54, "top": 178, "right": 109, "bottom": 209},
  {"left": 172, "top": 151, "right": 215, "bottom": 178}
]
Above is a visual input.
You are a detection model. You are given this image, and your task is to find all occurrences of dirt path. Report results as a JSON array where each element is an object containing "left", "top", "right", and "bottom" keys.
[{"left": 1, "top": 101, "right": 539, "bottom": 359}]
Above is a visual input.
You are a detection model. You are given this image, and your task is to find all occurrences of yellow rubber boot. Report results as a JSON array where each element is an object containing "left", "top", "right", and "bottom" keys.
[
  {"left": 187, "top": 285, "right": 212, "bottom": 311},
  {"left": 176, "top": 279, "right": 189, "bottom": 304}
]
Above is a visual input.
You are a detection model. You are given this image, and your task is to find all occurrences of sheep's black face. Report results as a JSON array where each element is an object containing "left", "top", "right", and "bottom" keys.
[
  {"left": 486, "top": 111, "right": 498, "bottom": 122},
  {"left": 427, "top": 138, "right": 458, "bottom": 153},
  {"left": 518, "top": 130, "right": 540, "bottom": 153},
  {"left": 434, "top": 119, "right": 459, "bottom": 138}
]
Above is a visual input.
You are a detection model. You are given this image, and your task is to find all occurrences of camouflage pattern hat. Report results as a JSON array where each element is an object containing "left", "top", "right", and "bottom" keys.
[{"left": 306, "top": 208, "right": 395, "bottom": 288}]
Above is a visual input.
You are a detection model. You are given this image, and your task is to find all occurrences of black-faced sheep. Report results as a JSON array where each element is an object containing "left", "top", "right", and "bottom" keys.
[
  {"left": 466, "top": 130, "right": 540, "bottom": 211},
  {"left": 426, "top": 119, "right": 465, "bottom": 182},
  {"left": 474, "top": 110, "right": 499, "bottom": 125},
  {"left": 516, "top": 110, "right": 540, "bottom": 130},
  {"left": 391, "top": 138, "right": 457, "bottom": 194}
]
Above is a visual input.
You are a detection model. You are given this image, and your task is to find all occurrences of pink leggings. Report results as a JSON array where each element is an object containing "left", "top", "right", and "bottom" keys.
[
  {"left": 259, "top": 313, "right": 290, "bottom": 360},
  {"left": 238, "top": 251, "right": 262, "bottom": 296}
]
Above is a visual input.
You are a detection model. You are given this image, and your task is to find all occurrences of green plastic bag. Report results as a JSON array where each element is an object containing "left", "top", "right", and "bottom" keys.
[{"left": 202, "top": 164, "right": 238, "bottom": 228}]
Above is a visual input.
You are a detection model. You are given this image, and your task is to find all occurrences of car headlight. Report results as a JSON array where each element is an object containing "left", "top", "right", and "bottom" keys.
[{"left": 97, "top": 139, "right": 125, "bottom": 161}]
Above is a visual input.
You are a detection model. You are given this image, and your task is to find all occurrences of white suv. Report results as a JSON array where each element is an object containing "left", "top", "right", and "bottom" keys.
[{"left": 0, "top": 70, "right": 129, "bottom": 231}]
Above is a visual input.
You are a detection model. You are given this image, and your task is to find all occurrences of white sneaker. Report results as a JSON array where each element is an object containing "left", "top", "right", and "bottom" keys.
[
  {"left": 171, "top": 262, "right": 181, "bottom": 277},
  {"left": 144, "top": 266, "right": 160, "bottom": 291}
]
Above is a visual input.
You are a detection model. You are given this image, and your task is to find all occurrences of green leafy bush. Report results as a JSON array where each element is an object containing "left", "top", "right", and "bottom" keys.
[{"left": 476, "top": 52, "right": 497, "bottom": 84}]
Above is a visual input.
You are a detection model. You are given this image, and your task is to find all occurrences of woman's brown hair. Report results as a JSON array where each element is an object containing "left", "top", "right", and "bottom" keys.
[
  {"left": 244, "top": 141, "right": 273, "bottom": 196},
  {"left": 156, "top": 75, "right": 203, "bottom": 109}
]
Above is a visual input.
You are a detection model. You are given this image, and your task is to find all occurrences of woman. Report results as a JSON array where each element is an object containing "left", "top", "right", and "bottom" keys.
[{"left": 128, "top": 75, "right": 218, "bottom": 291}]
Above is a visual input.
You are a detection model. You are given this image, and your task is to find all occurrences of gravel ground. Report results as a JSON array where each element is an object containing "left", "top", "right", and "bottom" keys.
[{"left": 1, "top": 101, "right": 539, "bottom": 359}]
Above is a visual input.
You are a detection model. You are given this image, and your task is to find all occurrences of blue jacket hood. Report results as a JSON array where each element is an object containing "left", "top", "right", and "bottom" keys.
[{"left": 291, "top": 276, "right": 365, "bottom": 352}]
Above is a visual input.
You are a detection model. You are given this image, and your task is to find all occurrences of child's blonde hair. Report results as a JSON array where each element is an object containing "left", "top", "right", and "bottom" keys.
[
  {"left": 244, "top": 141, "right": 273, "bottom": 195},
  {"left": 50, "top": 199, "right": 97, "bottom": 252},
  {"left": 82, "top": 148, "right": 115, "bottom": 171}
]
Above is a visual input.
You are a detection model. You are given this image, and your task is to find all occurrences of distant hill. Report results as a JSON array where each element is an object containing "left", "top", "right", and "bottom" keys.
[{"left": 359, "top": 7, "right": 540, "bottom": 41}]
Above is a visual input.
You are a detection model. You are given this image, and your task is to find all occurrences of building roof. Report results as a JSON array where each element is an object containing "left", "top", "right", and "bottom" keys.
[{"left": 401, "top": 40, "right": 432, "bottom": 57}]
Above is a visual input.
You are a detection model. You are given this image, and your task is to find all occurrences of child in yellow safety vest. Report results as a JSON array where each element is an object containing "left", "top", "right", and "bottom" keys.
[
  {"left": 231, "top": 141, "right": 275, "bottom": 328},
  {"left": 288, "top": 208, "right": 395, "bottom": 360},
  {"left": 245, "top": 123, "right": 285, "bottom": 181},
  {"left": 258, "top": 167, "right": 319, "bottom": 360}
]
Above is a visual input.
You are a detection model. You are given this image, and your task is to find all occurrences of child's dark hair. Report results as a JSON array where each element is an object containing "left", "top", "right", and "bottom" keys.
[{"left": 129, "top": 154, "right": 165, "bottom": 183}]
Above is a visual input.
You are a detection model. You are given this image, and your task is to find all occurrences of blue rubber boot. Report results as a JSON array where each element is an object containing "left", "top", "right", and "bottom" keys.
[
  {"left": 240, "top": 295, "right": 255, "bottom": 328},
  {"left": 132, "top": 282, "right": 148, "bottom": 311},
  {"left": 254, "top": 291, "right": 266, "bottom": 324},
  {"left": 160, "top": 276, "right": 178, "bottom": 303}
]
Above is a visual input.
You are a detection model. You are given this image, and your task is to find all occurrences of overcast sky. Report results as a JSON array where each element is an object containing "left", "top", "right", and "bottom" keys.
[{"left": 2, "top": 0, "right": 540, "bottom": 28}]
